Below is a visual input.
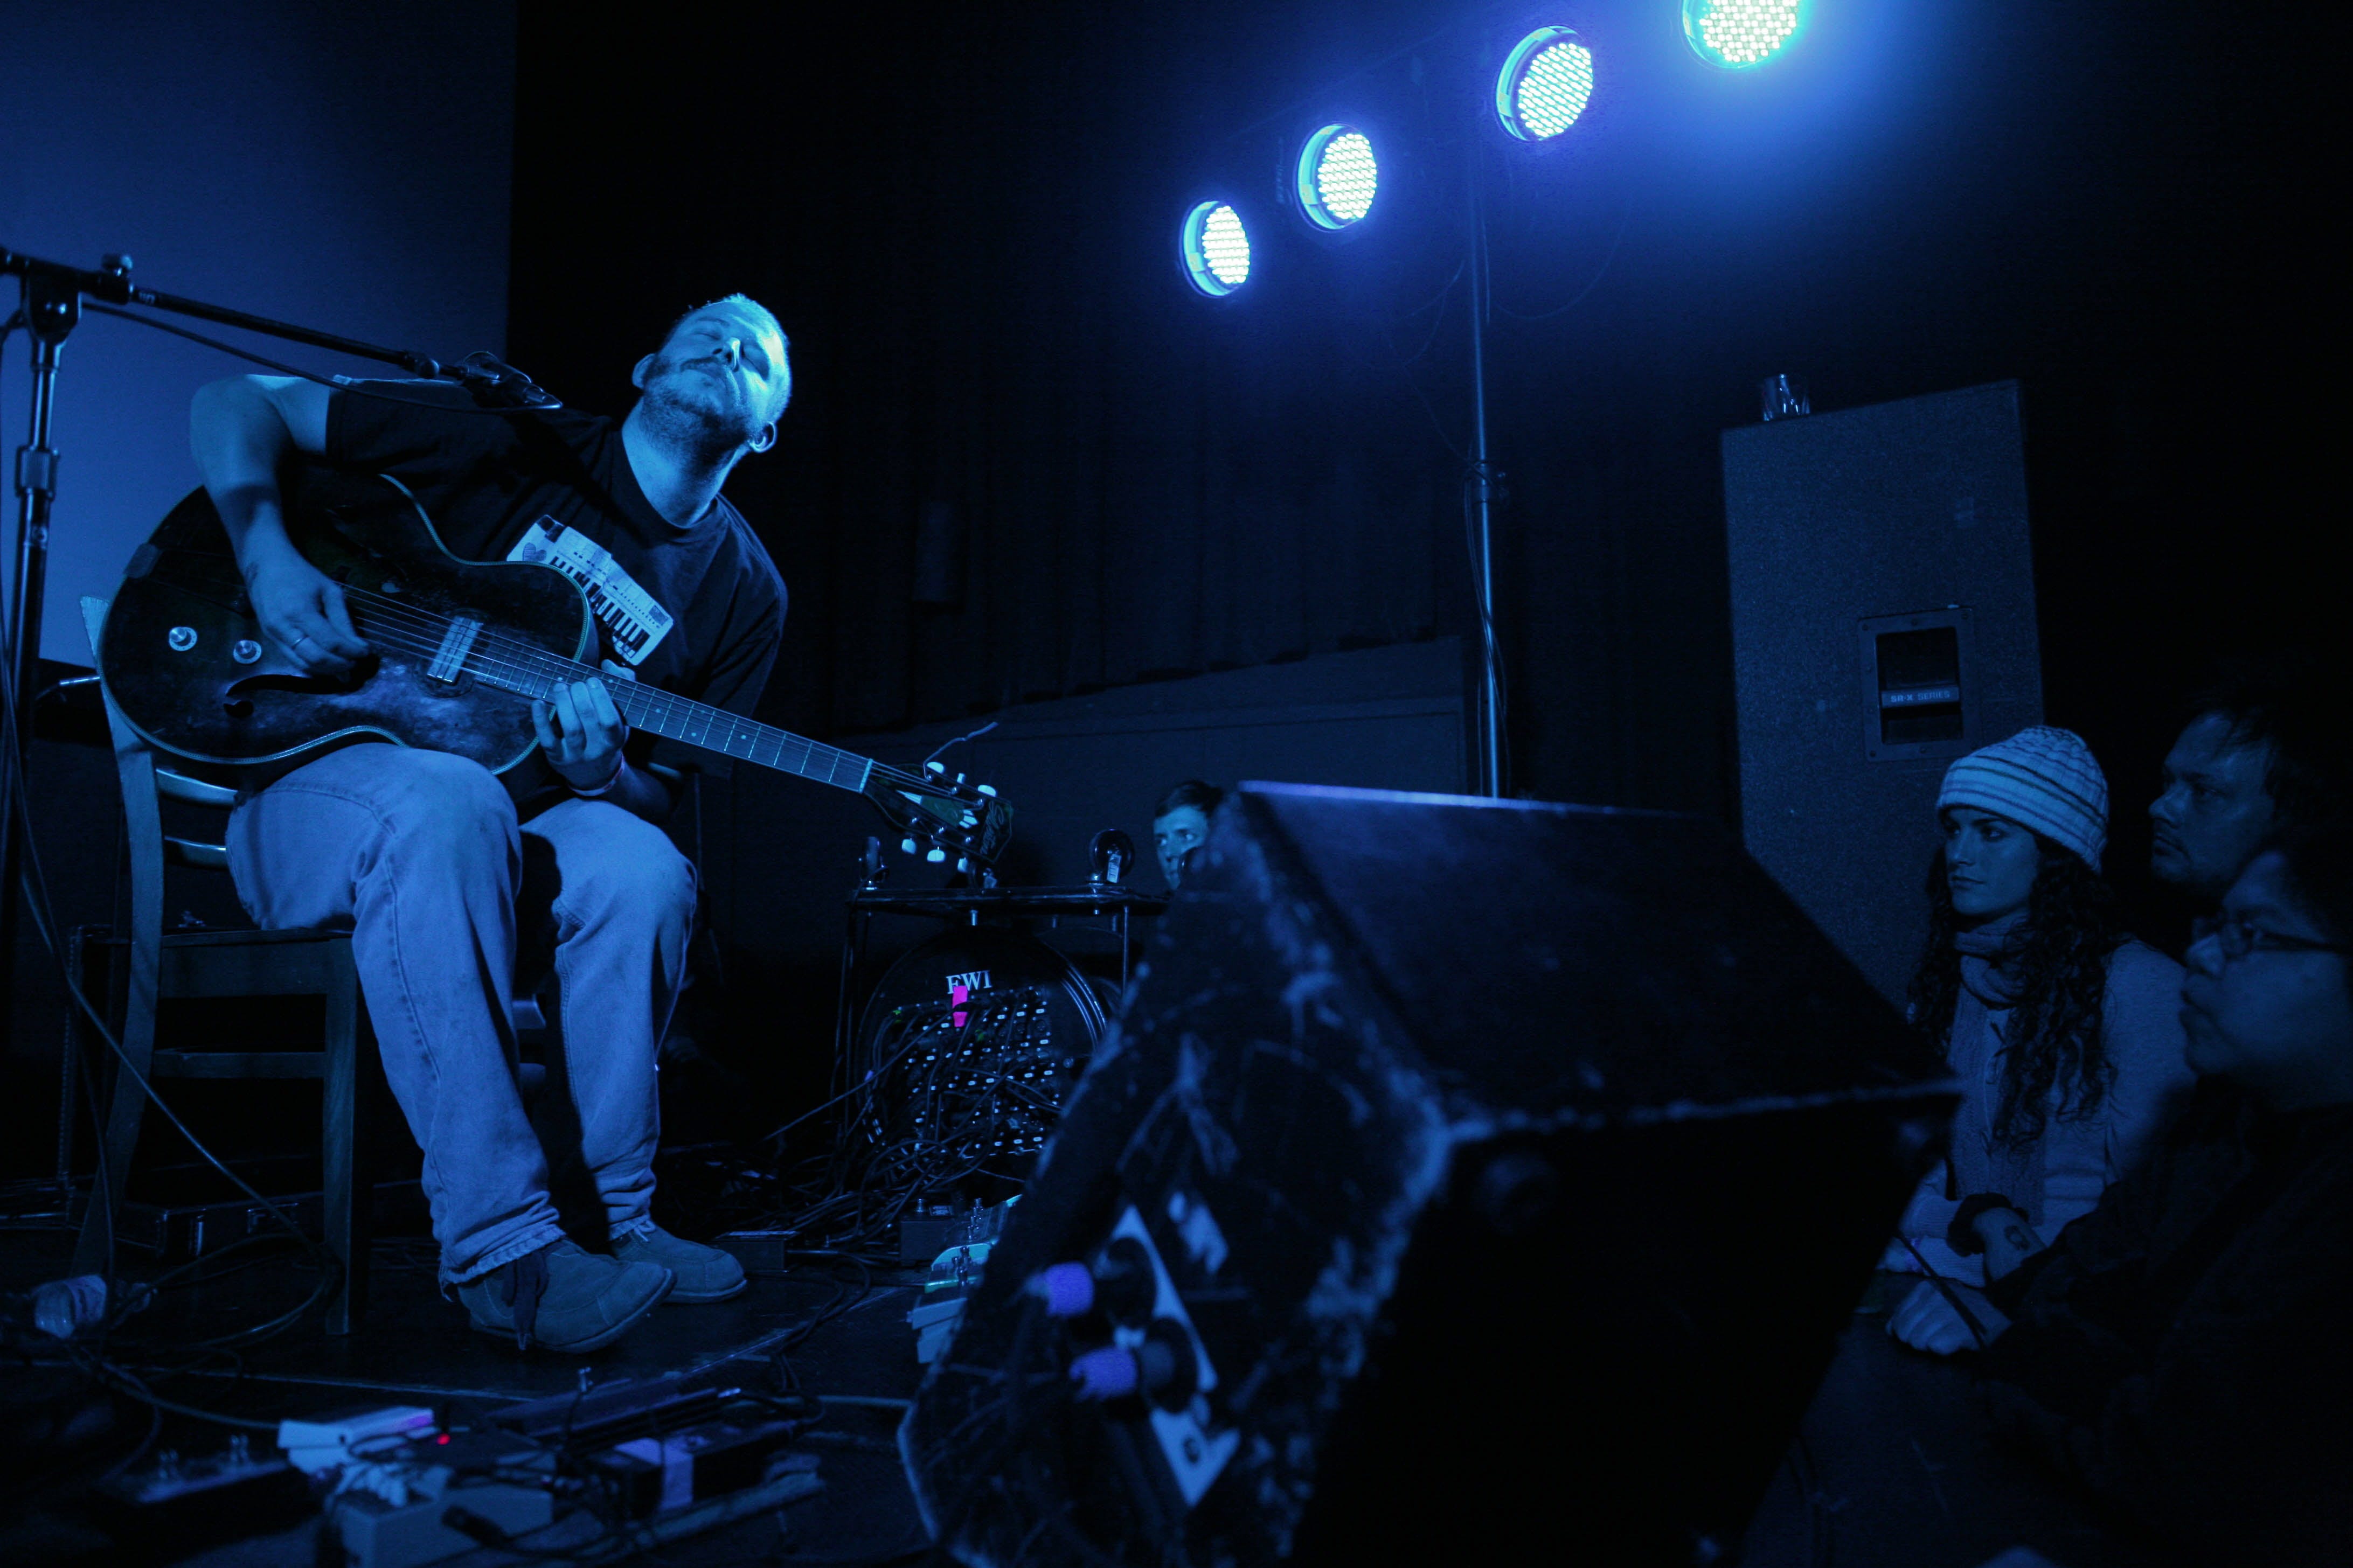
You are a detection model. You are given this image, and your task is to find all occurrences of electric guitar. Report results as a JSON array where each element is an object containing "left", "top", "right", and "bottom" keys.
[{"left": 97, "top": 471, "right": 1012, "bottom": 867}]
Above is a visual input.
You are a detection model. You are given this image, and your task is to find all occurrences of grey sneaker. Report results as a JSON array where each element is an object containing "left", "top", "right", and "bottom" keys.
[
  {"left": 456, "top": 1239, "right": 673, "bottom": 1352},
  {"left": 612, "top": 1221, "right": 747, "bottom": 1303}
]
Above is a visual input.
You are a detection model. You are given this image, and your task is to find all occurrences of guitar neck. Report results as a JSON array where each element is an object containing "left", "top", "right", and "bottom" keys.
[{"left": 475, "top": 655, "right": 873, "bottom": 793}]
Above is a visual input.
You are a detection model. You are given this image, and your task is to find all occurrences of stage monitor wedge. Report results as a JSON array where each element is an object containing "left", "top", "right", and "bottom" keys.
[{"left": 900, "top": 783, "right": 1955, "bottom": 1567}]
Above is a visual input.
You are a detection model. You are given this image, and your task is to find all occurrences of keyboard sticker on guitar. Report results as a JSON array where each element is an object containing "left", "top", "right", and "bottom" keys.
[{"left": 505, "top": 515, "right": 674, "bottom": 666}]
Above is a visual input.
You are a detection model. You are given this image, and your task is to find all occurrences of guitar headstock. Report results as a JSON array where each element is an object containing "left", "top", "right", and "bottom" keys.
[{"left": 862, "top": 763, "right": 1015, "bottom": 869}]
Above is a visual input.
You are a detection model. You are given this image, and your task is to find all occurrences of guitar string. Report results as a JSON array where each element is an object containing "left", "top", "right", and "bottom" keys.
[
  {"left": 325, "top": 584, "right": 967, "bottom": 800},
  {"left": 150, "top": 548, "right": 948, "bottom": 800},
  {"left": 154, "top": 538, "right": 866, "bottom": 776},
  {"left": 148, "top": 542, "right": 810, "bottom": 756},
  {"left": 342, "top": 594, "right": 891, "bottom": 782}
]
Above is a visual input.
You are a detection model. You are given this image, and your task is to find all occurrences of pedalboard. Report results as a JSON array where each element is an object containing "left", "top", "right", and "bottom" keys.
[{"left": 98, "top": 1434, "right": 313, "bottom": 1557}]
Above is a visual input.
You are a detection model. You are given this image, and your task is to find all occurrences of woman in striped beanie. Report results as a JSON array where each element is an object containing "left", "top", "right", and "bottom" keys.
[{"left": 1886, "top": 726, "right": 2196, "bottom": 1305}]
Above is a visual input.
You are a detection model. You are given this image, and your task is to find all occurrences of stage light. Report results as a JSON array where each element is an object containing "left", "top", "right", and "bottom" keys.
[
  {"left": 1296, "top": 125, "right": 1379, "bottom": 230},
  {"left": 1181, "top": 201, "right": 1252, "bottom": 296},
  {"left": 1682, "top": 0, "right": 1804, "bottom": 70},
  {"left": 1495, "top": 27, "right": 1595, "bottom": 142}
]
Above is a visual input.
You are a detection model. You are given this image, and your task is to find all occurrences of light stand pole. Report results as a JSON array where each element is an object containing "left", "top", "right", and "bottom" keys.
[{"left": 1463, "top": 138, "right": 1505, "bottom": 799}]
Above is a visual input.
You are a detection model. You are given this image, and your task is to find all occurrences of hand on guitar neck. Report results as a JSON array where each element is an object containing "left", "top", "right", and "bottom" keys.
[{"left": 530, "top": 659, "right": 671, "bottom": 818}]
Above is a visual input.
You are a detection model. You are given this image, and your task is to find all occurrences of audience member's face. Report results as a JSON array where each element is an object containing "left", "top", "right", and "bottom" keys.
[
  {"left": 2181, "top": 851, "right": 2353, "bottom": 1110},
  {"left": 1155, "top": 806, "right": 1211, "bottom": 888},
  {"left": 2152, "top": 713, "right": 2277, "bottom": 899},
  {"left": 1941, "top": 807, "right": 2042, "bottom": 923}
]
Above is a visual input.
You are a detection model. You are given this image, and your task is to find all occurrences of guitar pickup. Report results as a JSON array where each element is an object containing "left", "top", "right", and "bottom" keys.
[{"left": 428, "top": 616, "right": 484, "bottom": 682}]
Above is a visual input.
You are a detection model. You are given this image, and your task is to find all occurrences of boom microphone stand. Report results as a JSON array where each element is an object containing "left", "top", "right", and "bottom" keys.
[{"left": 1, "top": 242, "right": 552, "bottom": 1030}]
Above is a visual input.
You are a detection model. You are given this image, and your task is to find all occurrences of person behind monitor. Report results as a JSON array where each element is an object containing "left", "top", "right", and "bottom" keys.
[{"left": 1153, "top": 779, "right": 1225, "bottom": 890}]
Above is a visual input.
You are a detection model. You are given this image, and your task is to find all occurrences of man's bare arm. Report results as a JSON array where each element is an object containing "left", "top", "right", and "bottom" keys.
[{"left": 188, "top": 376, "right": 367, "bottom": 674}]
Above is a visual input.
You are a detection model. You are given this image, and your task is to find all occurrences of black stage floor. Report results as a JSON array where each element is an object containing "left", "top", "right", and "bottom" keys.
[
  {"left": 4, "top": 1222, "right": 2156, "bottom": 1568},
  {"left": 2, "top": 1223, "right": 933, "bottom": 1565}
]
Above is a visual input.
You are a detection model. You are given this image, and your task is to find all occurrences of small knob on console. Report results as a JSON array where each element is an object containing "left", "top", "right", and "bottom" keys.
[
  {"left": 1029, "top": 1262, "right": 1095, "bottom": 1318},
  {"left": 1068, "top": 1346, "right": 1139, "bottom": 1402}
]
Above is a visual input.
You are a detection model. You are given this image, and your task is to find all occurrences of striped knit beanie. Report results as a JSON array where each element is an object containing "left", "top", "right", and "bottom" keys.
[{"left": 1936, "top": 726, "right": 2109, "bottom": 869}]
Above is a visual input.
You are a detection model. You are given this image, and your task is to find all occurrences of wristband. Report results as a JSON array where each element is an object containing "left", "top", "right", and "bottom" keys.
[
  {"left": 1947, "top": 1192, "right": 2019, "bottom": 1257},
  {"left": 571, "top": 756, "right": 627, "bottom": 799}
]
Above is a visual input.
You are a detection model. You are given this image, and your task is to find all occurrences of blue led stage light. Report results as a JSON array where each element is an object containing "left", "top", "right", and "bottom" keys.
[
  {"left": 1495, "top": 27, "right": 1595, "bottom": 142},
  {"left": 1682, "top": 0, "right": 1805, "bottom": 70},
  {"left": 1181, "top": 201, "right": 1252, "bottom": 296},
  {"left": 1296, "top": 125, "right": 1379, "bottom": 229}
]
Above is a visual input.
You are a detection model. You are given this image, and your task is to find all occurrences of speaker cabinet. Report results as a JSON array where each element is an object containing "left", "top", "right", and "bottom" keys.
[
  {"left": 1724, "top": 380, "right": 2044, "bottom": 1002},
  {"left": 899, "top": 784, "right": 1954, "bottom": 1566}
]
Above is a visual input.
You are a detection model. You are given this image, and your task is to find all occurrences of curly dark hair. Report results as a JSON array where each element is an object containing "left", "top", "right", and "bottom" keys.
[{"left": 1906, "top": 835, "right": 2129, "bottom": 1146}]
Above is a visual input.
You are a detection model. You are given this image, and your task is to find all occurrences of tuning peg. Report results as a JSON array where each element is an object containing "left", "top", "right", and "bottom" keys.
[
  {"left": 978, "top": 784, "right": 997, "bottom": 798},
  {"left": 925, "top": 846, "right": 948, "bottom": 863},
  {"left": 955, "top": 772, "right": 967, "bottom": 785},
  {"left": 901, "top": 837, "right": 918, "bottom": 855},
  {"left": 925, "top": 761, "right": 945, "bottom": 775},
  {"left": 956, "top": 857, "right": 970, "bottom": 872}
]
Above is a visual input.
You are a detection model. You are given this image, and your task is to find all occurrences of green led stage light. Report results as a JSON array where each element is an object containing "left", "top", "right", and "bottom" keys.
[
  {"left": 1181, "top": 201, "right": 1252, "bottom": 296},
  {"left": 1683, "top": 0, "right": 1806, "bottom": 70},
  {"left": 1495, "top": 27, "right": 1595, "bottom": 141},
  {"left": 1296, "top": 124, "right": 1379, "bottom": 229}
]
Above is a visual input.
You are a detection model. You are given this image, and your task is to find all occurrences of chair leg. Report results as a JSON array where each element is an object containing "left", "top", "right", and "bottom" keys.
[
  {"left": 321, "top": 949, "right": 370, "bottom": 1334},
  {"left": 73, "top": 930, "right": 162, "bottom": 1280},
  {"left": 81, "top": 678, "right": 169, "bottom": 1280}
]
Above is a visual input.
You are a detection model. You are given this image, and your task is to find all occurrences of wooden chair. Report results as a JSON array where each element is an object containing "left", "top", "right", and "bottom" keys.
[{"left": 71, "top": 595, "right": 380, "bottom": 1331}]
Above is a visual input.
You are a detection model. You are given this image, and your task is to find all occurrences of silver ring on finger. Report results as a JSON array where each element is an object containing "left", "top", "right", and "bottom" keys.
[{"left": 293, "top": 632, "right": 310, "bottom": 647}]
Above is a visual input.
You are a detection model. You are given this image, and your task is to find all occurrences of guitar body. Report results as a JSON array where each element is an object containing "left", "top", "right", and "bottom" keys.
[{"left": 100, "top": 473, "right": 593, "bottom": 773}]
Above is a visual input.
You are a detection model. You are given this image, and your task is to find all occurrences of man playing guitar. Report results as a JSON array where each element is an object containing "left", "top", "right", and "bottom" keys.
[{"left": 188, "top": 295, "right": 792, "bottom": 1350}]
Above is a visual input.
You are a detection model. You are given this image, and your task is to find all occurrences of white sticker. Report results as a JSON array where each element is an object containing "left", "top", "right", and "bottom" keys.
[{"left": 505, "top": 515, "right": 675, "bottom": 666}]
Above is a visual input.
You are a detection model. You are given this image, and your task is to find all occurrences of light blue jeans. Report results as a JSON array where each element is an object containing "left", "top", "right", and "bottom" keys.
[{"left": 225, "top": 743, "right": 696, "bottom": 1284}]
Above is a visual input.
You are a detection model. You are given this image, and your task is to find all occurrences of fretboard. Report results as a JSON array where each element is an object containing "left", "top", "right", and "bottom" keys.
[{"left": 473, "top": 649, "right": 873, "bottom": 792}]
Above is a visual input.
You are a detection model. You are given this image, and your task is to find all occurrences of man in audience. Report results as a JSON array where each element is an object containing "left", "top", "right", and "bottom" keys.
[
  {"left": 1153, "top": 780, "right": 1224, "bottom": 890},
  {"left": 1891, "top": 823, "right": 2353, "bottom": 1564},
  {"left": 2151, "top": 656, "right": 2348, "bottom": 907}
]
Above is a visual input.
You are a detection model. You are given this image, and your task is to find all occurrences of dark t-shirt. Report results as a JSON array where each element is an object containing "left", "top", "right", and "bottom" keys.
[
  {"left": 326, "top": 382, "right": 786, "bottom": 814},
  {"left": 1980, "top": 1078, "right": 2353, "bottom": 1564}
]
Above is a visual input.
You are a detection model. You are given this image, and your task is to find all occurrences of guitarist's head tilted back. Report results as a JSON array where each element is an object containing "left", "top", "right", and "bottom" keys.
[
  {"left": 179, "top": 294, "right": 798, "bottom": 1348},
  {"left": 622, "top": 294, "right": 792, "bottom": 529}
]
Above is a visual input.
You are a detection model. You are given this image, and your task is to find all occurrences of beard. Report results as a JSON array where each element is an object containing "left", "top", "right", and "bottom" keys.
[{"left": 635, "top": 356, "right": 764, "bottom": 466}]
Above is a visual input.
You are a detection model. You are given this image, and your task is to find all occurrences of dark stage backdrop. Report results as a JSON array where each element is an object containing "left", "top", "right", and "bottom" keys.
[
  {"left": 1, "top": 1, "right": 517, "bottom": 663},
  {"left": 510, "top": 0, "right": 2340, "bottom": 869},
  {"left": 3, "top": 1, "right": 517, "bottom": 1176}
]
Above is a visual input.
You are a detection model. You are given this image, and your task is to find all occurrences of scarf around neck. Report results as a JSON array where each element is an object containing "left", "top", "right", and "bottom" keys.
[{"left": 1953, "top": 908, "right": 2031, "bottom": 1010}]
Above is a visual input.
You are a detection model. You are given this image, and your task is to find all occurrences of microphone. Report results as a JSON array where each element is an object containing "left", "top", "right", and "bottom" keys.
[{"left": 455, "top": 350, "right": 561, "bottom": 409}]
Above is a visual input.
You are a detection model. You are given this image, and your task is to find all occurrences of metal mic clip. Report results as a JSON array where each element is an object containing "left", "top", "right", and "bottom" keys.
[{"left": 456, "top": 351, "right": 561, "bottom": 409}]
